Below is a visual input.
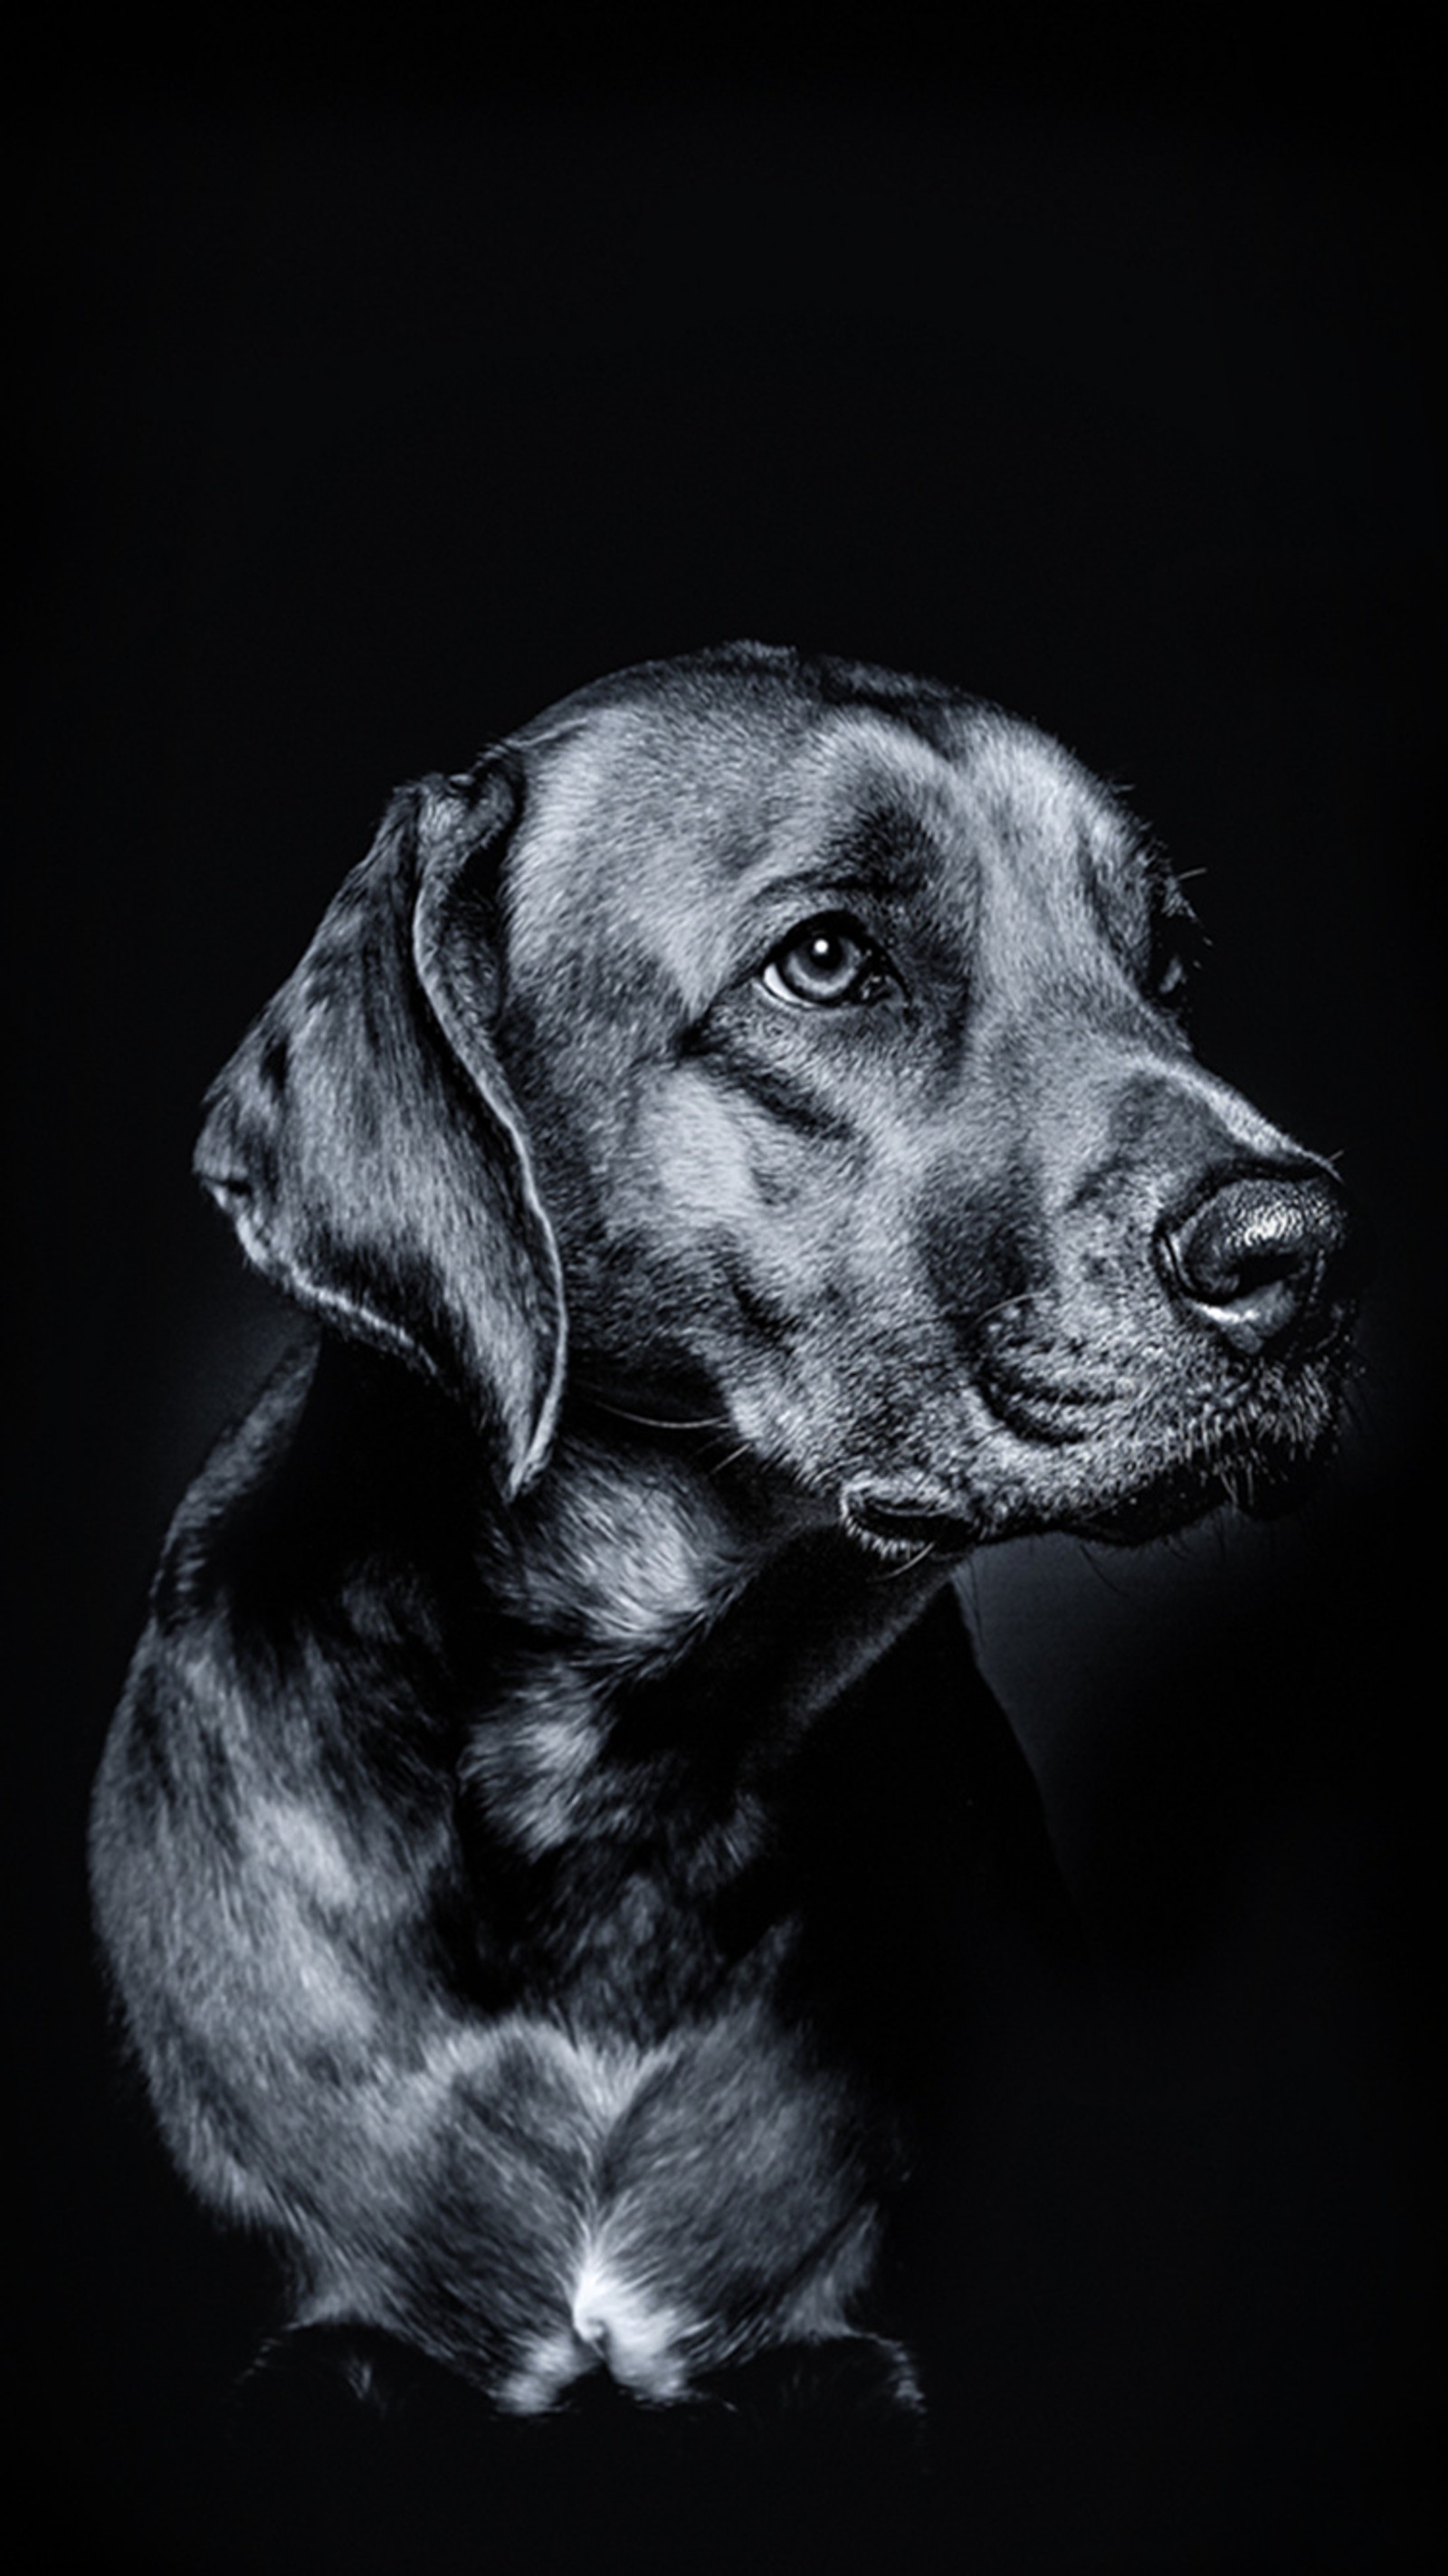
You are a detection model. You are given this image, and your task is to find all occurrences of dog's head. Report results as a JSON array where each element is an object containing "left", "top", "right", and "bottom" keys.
[{"left": 197, "top": 644, "right": 1361, "bottom": 1550}]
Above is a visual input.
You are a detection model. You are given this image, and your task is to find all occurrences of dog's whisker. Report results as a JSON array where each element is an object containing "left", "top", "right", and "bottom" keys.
[
  {"left": 575, "top": 1388, "right": 736, "bottom": 1435},
  {"left": 705, "top": 1440, "right": 758, "bottom": 1476},
  {"left": 876, "top": 1541, "right": 942, "bottom": 1580}
]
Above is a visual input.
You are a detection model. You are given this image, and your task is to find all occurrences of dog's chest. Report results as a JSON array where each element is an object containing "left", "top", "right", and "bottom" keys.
[
  {"left": 439, "top": 1560, "right": 969, "bottom": 2407},
  {"left": 433, "top": 1996, "right": 890, "bottom": 2413}
]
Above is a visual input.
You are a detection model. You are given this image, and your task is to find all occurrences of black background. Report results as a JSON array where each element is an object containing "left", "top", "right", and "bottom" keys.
[{"left": 10, "top": 34, "right": 1440, "bottom": 2572}]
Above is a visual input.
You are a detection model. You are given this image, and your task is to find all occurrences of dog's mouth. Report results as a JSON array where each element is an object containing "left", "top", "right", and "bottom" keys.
[
  {"left": 838, "top": 1337, "right": 1353, "bottom": 1560},
  {"left": 841, "top": 1487, "right": 980, "bottom": 1561}
]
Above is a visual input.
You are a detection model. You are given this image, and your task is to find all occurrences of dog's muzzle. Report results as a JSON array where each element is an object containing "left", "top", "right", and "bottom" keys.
[{"left": 1156, "top": 1168, "right": 1361, "bottom": 1360}]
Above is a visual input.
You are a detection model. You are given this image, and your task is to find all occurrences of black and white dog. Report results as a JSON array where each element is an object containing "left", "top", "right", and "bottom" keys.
[{"left": 91, "top": 644, "right": 1359, "bottom": 2423}]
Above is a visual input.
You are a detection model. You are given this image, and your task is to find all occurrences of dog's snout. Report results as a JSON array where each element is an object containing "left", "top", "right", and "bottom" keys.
[{"left": 1157, "top": 1171, "right": 1358, "bottom": 1359}]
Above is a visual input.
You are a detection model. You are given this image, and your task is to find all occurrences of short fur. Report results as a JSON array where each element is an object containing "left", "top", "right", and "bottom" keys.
[{"left": 90, "top": 644, "right": 1359, "bottom": 2415}]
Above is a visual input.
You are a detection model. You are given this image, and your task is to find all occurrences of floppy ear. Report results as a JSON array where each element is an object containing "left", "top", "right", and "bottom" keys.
[{"left": 194, "top": 760, "right": 566, "bottom": 1497}]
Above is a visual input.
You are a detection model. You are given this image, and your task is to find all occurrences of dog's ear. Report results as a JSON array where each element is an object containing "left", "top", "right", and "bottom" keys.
[{"left": 195, "top": 760, "right": 566, "bottom": 1497}]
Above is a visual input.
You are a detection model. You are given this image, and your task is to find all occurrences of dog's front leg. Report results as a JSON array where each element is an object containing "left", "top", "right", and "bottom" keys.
[{"left": 89, "top": 1363, "right": 603, "bottom": 2399}]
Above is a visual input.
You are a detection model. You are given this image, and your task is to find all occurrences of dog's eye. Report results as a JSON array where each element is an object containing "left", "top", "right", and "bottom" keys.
[
  {"left": 1149, "top": 918, "right": 1205, "bottom": 1018},
  {"left": 760, "top": 915, "right": 894, "bottom": 1008},
  {"left": 1144, "top": 874, "right": 1205, "bottom": 1021}
]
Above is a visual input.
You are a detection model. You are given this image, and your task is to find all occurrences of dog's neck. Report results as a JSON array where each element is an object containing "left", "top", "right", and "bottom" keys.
[
  {"left": 285, "top": 1346, "right": 945, "bottom": 1850},
  {"left": 478, "top": 1412, "right": 776, "bottom": 1684},
  {"left": 273, "top": 1349, "right": 951, "bottom": 2036},
  {"left": 458, "top": 1409, "right": 948, "bottom": 2022}
]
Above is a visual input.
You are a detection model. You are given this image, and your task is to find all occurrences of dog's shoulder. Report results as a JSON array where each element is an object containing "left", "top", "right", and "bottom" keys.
[
  {"left": 93, "top": 1334, "right": 484, "bottom": 1913},
  {"left": 141, "top": 1337, "right": 321, "bottom": 1630},
  {"left": 141, "top": 1336, "right": 486, "bottom": 1655}
]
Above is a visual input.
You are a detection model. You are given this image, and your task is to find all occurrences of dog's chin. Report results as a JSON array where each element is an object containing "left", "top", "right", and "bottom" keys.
[
  {"left": 1057, "top": 1475, "right": 1230, "bottom": 1549},
  {"left": 1053, "top": 1402, "right": 1345, "bottom": 1548}
]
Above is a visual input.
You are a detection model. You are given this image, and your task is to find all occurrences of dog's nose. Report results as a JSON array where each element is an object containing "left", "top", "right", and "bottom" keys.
[{"left": 1157, "top": 1170, "right": 1358, "bottom": 1358}]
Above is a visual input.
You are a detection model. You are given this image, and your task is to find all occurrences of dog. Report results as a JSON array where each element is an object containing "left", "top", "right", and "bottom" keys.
[{"left": 90, "top": 642, "right": 1360, "bottom": 2427}]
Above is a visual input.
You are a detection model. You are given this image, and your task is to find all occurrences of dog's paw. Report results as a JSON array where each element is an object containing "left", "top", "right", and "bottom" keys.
[
  {"left": 232, "top": 2320, "right": 464, "bottom": 2428},
  {"left": 225, "top": 2324, "right": 932, "bottom": 2576},
  {"left": 692, "top": 2332, "right": 924, "bottom": 2430}
]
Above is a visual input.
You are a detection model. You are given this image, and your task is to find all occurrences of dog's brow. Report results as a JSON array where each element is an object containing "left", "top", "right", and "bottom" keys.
[
  {"left": 1077, "top": 819, "right": 1159, "bottom": 956},
  {"left": 738, "top": 806, "right": 943, "bottom": 911},
  {"left": 746, "top": 854, "right": 935, "bottom": 914},
  {"left": 824, "top": 800, "right": 942, "bottom": 883}
]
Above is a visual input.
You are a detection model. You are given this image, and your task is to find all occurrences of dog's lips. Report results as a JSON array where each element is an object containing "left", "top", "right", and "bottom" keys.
[
  {"left": 841, "top": 1487, "right": 980, "bottom": 1560},
  {"left": 839, "top": 1333, "right": 1351, "bottom": 1560},
  {"left": 972, "top": 1366, "right": 1109, "bottom": 1447}
]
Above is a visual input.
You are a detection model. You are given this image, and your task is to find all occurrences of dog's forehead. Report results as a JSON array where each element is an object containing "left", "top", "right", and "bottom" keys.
[
  {"left": 759, "top": 708, "right": 1137, "bottom": 906},
  {"left": 502, "top": 691, "right": 1139, "bottom": 1011}
]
